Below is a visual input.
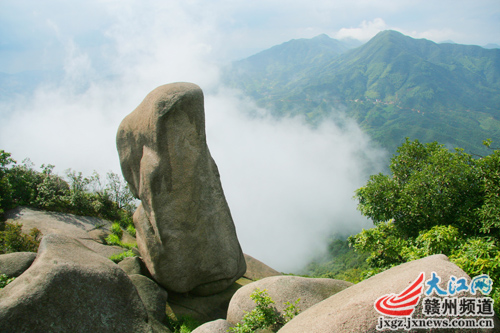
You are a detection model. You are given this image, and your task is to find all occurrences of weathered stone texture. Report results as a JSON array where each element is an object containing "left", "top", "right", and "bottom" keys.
[
  {"left": 117, "top": 82, "right": 245, "bottom": 295},
  {"left": 0, "top": 234, "right": 151, "bottom": 332}
]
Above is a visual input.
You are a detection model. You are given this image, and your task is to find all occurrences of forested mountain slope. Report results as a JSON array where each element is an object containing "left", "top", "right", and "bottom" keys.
[{"left": 224, "top": 30, "right": 500, "bottom": 155}]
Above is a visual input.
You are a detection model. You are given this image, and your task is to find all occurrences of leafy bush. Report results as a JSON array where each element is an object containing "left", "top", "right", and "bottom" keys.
[
  {"left": 0, "top": 274, "right": 15, "bottom": 289},
  {"left": 110, "top": 222, "right": 123, "bottom": 239},
  {"left": 354, "top": 138, "right": 484, "bottom": 238},
  {"left": 0, "top": 222, "right": 41, "bottom": 254},
  {"left": 0, "top": 150, "right": 138, "bottom": 241},
  {"left": 126, "top": 224, "right": 136, "bottom": 237},
  {"left": 108, "top": 249, "right": 136, "bottom": 263},
  {"left": 0, "top": 150, "right": 16, "bottom": 216},
  {"left": 450, "top": 236, "right": 500, "bottom": 315},
  {"left": 105, "top": 233, "right": 122, "bottom": 247},
  {"left": 228, "top": 288, "right": 300, "bottom": 333},
  {"left": 165, "top": 315, "right": 201, "bottom": 333}
]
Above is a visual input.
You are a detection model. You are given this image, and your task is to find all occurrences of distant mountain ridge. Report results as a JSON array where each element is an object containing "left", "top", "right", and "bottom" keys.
[
  {"left": 224, "top": 30, "right": 500, "bottom": 155},
  {"left": 228, "top": 34, "right": 361, "bottom": 101}
]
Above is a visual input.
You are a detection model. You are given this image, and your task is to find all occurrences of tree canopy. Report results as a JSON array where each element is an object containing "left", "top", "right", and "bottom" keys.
[
  {"left": 354, "top": 138, "right": 499, "bottom": 238},
  {"left": 349, "top": 138, "right": 500, "bottom": 312}
]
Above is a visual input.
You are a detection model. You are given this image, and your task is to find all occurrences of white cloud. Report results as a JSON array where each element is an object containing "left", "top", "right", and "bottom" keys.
[
  {"left": 407, "top": 28, "right": 458, "bottom": 43},
  {"left": 334, "top": 18, "right": 389, "bottom": 42},
  {"left": 204, "top": 90, "right": 386, "bottom": 271}
]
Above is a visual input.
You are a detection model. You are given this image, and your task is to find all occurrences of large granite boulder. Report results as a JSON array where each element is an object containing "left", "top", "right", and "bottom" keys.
[
  {"left": 227, "top": 275, "right": 353, "bottom": 326},
  {"left": 0, "top": 252, "right": 37, "bottom": 277},
  {"left": 0, "top": 234, "right": 152, "bottom": 332},
  {"left": 191, "top": 319, "right": 232, "bottom": 333},
  {"left": 279, "top": 254, "right": 498, "bottom": 333},
  {"left": 116, "top": 82, "right": 246, "bottom": 296}
]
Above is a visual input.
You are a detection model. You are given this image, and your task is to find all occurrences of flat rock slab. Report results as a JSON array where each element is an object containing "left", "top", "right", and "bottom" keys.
[
  {"left": 0, "top": 234, "right": 151, "bottom": 332},
  {"left": 4, "top": 206, "right": 128, "bottom": 258}
]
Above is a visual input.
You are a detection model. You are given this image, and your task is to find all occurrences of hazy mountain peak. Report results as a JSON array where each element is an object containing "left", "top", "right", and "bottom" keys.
[
  {"left": 311, "top": 33, "right": 332, "bottom": 40},
  {"left": 484, "top": 43, "right": 500, "bottom": 49}
]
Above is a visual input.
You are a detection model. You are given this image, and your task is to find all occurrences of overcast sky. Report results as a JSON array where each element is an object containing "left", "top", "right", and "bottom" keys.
[
  {"left": 1, "top": 0, "right": 499, "bottom": 73},
  {"left": 0, "top": 0, "right": 498, "bottom": 271}
]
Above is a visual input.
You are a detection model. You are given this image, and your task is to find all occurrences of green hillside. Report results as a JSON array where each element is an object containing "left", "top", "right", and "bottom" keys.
[
  {"left": 224, "top": 30, "right": 500, "bottom": 155},
  {"left": 226, "top": 34, "right": 361, "bottom": 101}
]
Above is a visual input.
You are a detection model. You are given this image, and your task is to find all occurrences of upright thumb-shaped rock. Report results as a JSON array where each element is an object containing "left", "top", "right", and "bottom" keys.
[{"left": 116, "top": 82, "right": 246, "bottom": 296}]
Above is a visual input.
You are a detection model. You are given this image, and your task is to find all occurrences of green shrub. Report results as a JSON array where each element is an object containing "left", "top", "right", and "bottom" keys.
[
  {"left": 109, "top": 249, "right": 136, "bottom": 263},
  {"left": 0, "top": 150, "right": 16, "bottom": 214},
  {"left": 450, "top": 237, "right": 500, "bottom": 314},
  {"left": 228, "top": 288, "right": 300, "bottom": 333},
  {"left": 166, "top": 315, "right": 201, "bottom": 333},
  {"left": 126, "top": 224, "right": 136, "bottom": 237},
  {"left": 0, "top": 274, "right": 15, "bottom": 289},
  {"left": 110, "top": 222, "right": 123, "bottom": 239},
  {"left": 105, "top": 233, "right": 122, "bottom": 247},
  {"left": 105, "top": 233, "right": 136, "bottom": 250},
  {"left": 0, "top": 222, "right": 41, "bottom": 254}
]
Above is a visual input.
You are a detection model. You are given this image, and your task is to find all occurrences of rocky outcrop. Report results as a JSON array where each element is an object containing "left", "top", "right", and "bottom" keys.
[
  {"left": 129, "top": 274, "right": 171, "bottom": 332},
  {"left": 0, "top": 234, "right": 152, "bottom": 332},
  {"left": 119, "top": 256, "right": 152, "bottom": 278},
  {"left": 227, "top": 275, "right": 353, "bottom": 326},
  {"left": 243, "top": 253, "right": 282, "bottom": 281},
  {"left": 4, "top": 206, "right": 127, "bottom": 258},
  {"left": 278, "top": 254, "right": 498, "bottom": 333},
  {"left": 117, "top": 82, "right": 246, "bottom": 296},
  {"left": 0, "top": 252, "right": 37, "bottom": 277}
]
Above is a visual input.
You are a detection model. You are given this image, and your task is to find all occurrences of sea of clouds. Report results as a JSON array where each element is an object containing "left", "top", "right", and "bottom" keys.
[{"left": 0, "top": 1, "right": 389, "bottom": 272}]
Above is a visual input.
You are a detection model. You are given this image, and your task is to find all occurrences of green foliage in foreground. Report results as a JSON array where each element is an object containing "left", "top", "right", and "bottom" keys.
[
  {"left": 0, "top": 221, "right": 41, "bottom": 254},
  {"left": 0, "top": 149, "right": 139, "bottom": 257},
  {"left": 105, "top": 221, "right": 137, "bottom": 251},
  {"left": 348, "top": 138, "right": 500, "bottom": 313},
  {"left": 228, "top": 288, "right": 300, "bottom": 333},
  {"left": 0, "top": 150, "right": 136, "bottom": 226},
  {"left": 108, "top": 250, "right": 136, "bottom": 263},
  {"left": 0, "top": 150, "right": 137, "bottom": 242},
  {"left": 166, "top": 315, "right": 201, "bottom": 333},
  {"left": 0, "top": 274, "right": 15, "bottom": 289}
]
